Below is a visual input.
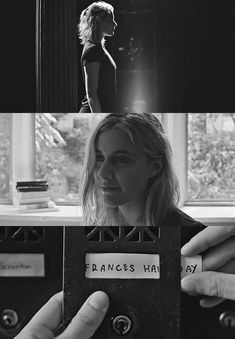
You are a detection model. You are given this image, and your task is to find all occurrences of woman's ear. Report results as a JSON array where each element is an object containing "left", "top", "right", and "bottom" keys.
[{"left": 150, "top": 159, "right": 162, "bottom": 178}]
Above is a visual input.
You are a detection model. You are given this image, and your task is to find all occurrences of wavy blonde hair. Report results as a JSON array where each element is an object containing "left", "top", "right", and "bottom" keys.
[
  {"left": 78, "top": 1, "right": 114, "bottom": 46},
  {"left": 80, "top": 113, "right": 180, "bottom": 226}
]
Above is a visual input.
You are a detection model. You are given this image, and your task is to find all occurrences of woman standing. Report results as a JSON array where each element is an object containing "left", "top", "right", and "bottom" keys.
[{"left": 78, "top": 2, "right": 118, "bottom": 113}]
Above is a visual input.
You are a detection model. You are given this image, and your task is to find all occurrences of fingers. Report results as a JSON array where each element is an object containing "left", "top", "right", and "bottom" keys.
[
  {"left": 199, "top": 296, "right": 225, "bottom": 308},
  {"left": 15, "top": 292, "right": 63, "bottom": 339},
  {"left": 199, "top": 258, "right": 235, "bottom": 308},
  {"left": 181, "top": 272, "right": 235, "bottom": 303},
  {"left": 202, "top": 238, "right": 235, "bottom": 271},
  {"left": 57, "top": 291, "right": 109, "bottom": 339},
  {"left": 181, "top": 226, "right": 235, "bottom": 256},
  {"left": 15, "top": 325, "right": 54, "bottom": 339}
]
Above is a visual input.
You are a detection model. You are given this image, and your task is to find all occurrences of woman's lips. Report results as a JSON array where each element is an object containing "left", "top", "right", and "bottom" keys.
[{"left": 100, "top": 186, "right": 121, "bottom": 193}]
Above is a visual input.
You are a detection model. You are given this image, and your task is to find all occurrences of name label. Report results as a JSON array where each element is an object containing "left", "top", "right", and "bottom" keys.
[
  {"left": 85, "top": 253, "right": 202, "bottom": 279},
  {"left": 85, "top": 253, "right": 160, "bottom": 279},
  {"left": 0, "top": 254, "right": 45, "bottom": 277},
  {"left": 181, "top": 255, "right": 202, "bottom": 278}
]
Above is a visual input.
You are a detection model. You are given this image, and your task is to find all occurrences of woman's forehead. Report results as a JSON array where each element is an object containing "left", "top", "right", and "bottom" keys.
[{"left": 95, "top": 129, "right": 138, "bottom": 154}]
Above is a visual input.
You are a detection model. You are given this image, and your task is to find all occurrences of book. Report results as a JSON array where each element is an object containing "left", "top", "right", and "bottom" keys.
[
  {"left": 18, "top": 200, "right": 59, "bottom": 213},
  {"left": 17, "top": 197, "right": 50, "bottom": 205},
  {"left": 17, "top": 186, "right": 49, "bottom": 192},
  {"left": 16, "top": 180, "right": 47, "bottom": 187},
  {"left": 13, "top": 196, "right": 50, "bottom": 206},
  {"left": 18, "top": 201, "right": 51, "bottom": 210},
  {"left": 13, "top": 191, "right": 50, "bottom": 199},
  {"left": 18, "top": 207, "right": 60, "bottom": 213}
]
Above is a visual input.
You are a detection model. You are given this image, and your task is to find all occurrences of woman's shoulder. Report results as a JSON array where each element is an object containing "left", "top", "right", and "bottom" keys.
[
  {"left": 82, "top": 43, "right": 103, "bottom": 59},
  {"left": 163, "top": 207, "right": 206, "bottom": 245},
  {"left": 163, "top": 207, "right": 205, "bottom": 228}
]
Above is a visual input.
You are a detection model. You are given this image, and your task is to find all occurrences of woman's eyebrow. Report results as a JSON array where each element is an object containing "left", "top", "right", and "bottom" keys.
[
  {"left": 95, "top": 149, "right": 134, "bottom": 156},
  {"left": 112, "top": 150, "right": 134, "bottom": 156}
]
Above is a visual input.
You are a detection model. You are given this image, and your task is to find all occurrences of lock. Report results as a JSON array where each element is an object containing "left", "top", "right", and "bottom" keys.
[
  {"left": 112, "top": 315, "right": 132, "bottom": 336},
  {"left": 0, "top": 309, "right": 19, "bottom": 329},
  {"left": 219, "top": 311, "right": 235, "bottom": 331}
]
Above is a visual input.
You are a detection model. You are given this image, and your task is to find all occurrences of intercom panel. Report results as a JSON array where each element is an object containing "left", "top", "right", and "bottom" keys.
[{"left": 63, "top": 226, "right": 181, "bottom": 339}]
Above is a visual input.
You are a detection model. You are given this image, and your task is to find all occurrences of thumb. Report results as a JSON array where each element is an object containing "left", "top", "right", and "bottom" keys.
[
  {"left": 15, "top": 325, "right": 54, "bottom": 339},
  {"left": 181, "top": 272, "right": 235, "bottom": 301}
]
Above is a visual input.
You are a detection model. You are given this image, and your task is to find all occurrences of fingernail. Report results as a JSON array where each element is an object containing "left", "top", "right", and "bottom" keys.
[
  {"left": 89, "top": 291, "right": 109, "bottom": 312},
  {"left": 181, "top": 243, "right": 190, "bottom": 255},
  {"left": 181, "top": 279, "right": 198, "bottom": 296}
]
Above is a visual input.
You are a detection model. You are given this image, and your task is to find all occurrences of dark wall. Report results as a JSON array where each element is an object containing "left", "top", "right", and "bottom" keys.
[
  {"left": 0, "top": 0, "right": 36, "bottom": 112},
  {"left": 155, "top": 0, "right": 234, "bottom": 112}
]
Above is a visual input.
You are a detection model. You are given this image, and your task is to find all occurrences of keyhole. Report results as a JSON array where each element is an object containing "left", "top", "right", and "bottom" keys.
[{"left": 112, "top": 315, "right": 132, "bottom": 336}]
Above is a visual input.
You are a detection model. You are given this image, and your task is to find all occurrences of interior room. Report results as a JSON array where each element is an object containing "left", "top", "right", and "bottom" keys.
[{"left": 0, "top": 0, "right": 234, "bottom": 112}]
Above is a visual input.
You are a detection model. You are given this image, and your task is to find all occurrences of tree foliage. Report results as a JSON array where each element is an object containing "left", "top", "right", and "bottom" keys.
[{"left": 188, "top": 113, "right": 235, "bottom": 200}]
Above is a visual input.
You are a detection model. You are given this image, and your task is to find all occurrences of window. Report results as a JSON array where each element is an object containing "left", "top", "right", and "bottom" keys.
[
  {"left": 0, "top": 114, "right": 11, "bottom": 202},
  {"left": 35, "top": 113, "right": 108, "bottom": 204},
  {"left": 188, "top": 113, "right": 235, "bottom": 201},
  {"left": 1, "top": 113, "right": 234, "bottom": 209}
]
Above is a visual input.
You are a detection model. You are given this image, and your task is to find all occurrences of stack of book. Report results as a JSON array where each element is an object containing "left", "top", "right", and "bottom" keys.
[{"left": 13, "top": 180, "right": 58, "bottom": 213}]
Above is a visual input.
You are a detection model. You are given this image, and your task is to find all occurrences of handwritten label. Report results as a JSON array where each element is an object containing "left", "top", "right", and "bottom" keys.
[
  {"left": 85, "top": 253, "right": 160, "bottom": 279},
  {"left": 0, "top": 254, "right": 45, "bottom": 277},
  {"left": 181, "top": 256, "right": 202, "bottom": 278},
  {"left": 85, "top": 253, "right": 202, "bottom": 279}
]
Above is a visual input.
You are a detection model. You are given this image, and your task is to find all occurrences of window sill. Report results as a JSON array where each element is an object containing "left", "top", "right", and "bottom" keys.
[
  {"left": 0, "top": 205, "right": 234, "bottom": 226},
  {"left": 0, "top": 205, "right": 83, "bottom": 226},
  {"left": 181, "top": 205, "right": 235, "bottom": 226}
]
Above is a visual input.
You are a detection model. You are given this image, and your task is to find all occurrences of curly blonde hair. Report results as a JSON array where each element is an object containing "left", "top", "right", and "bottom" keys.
[
  {"left": 80, "top": 113, "right": 180, "bottom": 226},
  {"left": 78, "top": 1, "right": 114, "bottom": 46}
]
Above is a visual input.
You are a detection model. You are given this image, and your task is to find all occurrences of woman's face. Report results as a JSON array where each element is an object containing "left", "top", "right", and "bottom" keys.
[
  {"left": 100, "top": 12, "right": 117, "bottom": 37},
  {"left": 94, "top": 129, "right": 155, "bottom": 208}
]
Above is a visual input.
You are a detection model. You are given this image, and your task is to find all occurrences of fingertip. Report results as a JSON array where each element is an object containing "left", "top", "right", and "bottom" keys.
[
  {"left": 181, "top": 243, "right": 191, "bottom": 256},
  {"left": 199, "top": 296, "right": 225, "bottom": 308},
  {"left": 181, "top": 277, "right": 198, "bottom": 296},
  {"left": 88, "top": 291, "right": 109, "bottom": 312}
]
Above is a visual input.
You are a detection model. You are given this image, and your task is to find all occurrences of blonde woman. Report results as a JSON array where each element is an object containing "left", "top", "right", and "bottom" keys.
[
  {"left": 78, "top": 2, "right": 118, "bottom": 113},
  {"left": 80, "top": 113, "right": 203, "bottom": 227}
]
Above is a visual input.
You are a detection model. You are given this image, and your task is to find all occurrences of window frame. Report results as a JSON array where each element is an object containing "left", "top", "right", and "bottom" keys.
[{"left": 9, "top": 113, "right": 35, "bottom": 201}]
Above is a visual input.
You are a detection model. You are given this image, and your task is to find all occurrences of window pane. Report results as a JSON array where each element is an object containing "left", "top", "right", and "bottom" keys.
[
  {"left": 0, "top": 114, "right": 11, "bottom": 201},
  {"left": 35, "top": 113, "right": 106, "bottom": 204},
  {"left": 188, "top": 113, "right": 235, "bottom": 200}
]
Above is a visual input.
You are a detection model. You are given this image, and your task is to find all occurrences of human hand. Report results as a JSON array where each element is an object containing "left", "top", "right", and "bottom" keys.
[
  {"left": 181, "top": 226, "right": 235, "bottom": 308},
  {"left": 15, "top": 291, "right": 109, "bottom": 339}
]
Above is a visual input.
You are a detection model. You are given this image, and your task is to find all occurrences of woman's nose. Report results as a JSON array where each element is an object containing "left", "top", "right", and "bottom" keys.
[{"left": 98, "top": 161, "right": 114, "bottom": 180}]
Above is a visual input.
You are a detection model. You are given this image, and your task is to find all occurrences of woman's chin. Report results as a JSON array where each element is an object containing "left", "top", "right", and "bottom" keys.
[{"left": 102, "top": 196, "right": 124, "bottom": 208}]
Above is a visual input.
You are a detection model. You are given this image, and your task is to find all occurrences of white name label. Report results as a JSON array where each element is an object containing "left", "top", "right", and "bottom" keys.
[
  {"left": 181, "top": 255, "right": 202, "bottom": 278},
  {"left": 0, "top": 254, "right": 45, "bottom": 277},
  {"left": 85, "top": 253, "right": 160, "bottom": 279},
  {"left": 85, "top": 253, "right": 202, "bottom": 279}
]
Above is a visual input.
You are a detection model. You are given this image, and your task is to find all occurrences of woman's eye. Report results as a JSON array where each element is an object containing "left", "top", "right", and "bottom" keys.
[
  {"left": 113, "top": 157, "right": 131, "bottom": 164},
  {"left": 96, "top": 154, "right": 104, "bottom": 162}
]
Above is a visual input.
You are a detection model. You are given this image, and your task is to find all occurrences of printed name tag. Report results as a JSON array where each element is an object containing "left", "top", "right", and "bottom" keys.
[
  {"left": 0, "top": 254, "right": 45, "bottom": 277},
  {"left": 85, "top": 253, "right": 160, "bottom": 279}
]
